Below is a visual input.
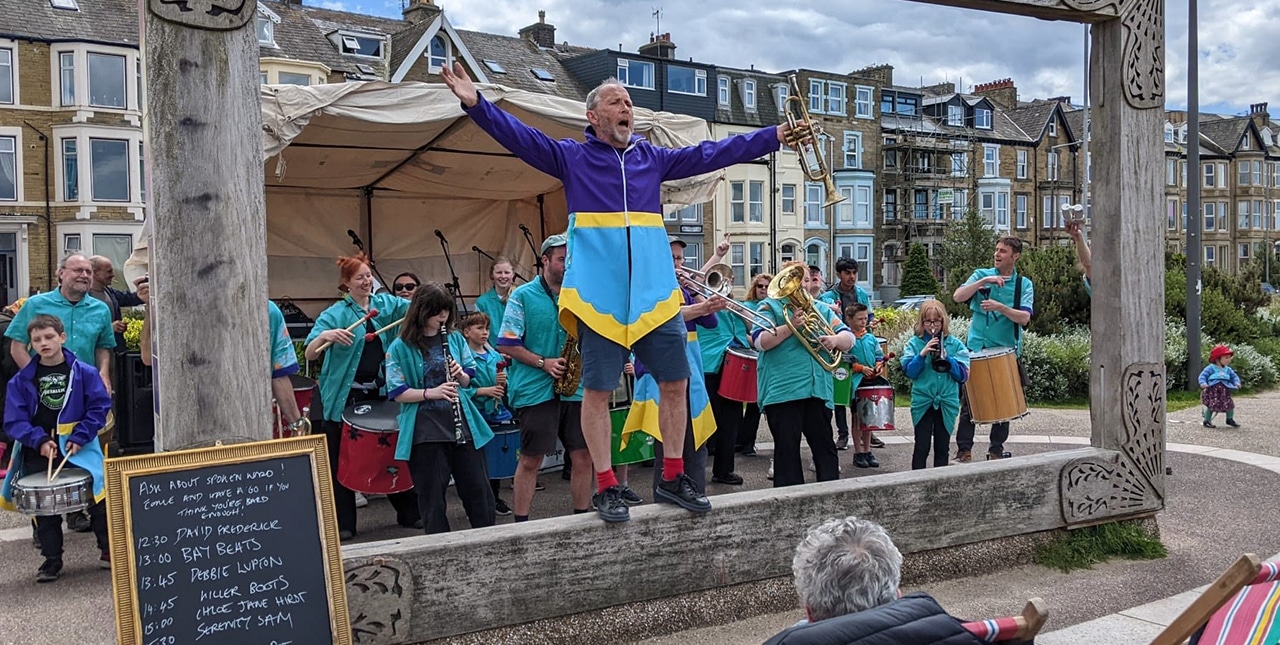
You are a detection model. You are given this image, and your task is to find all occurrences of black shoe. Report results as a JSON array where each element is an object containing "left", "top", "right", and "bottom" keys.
[
  {"left": 592, "top": 486, "right": 631, "bottom": 523},
  {"left": 398, "top": 518, "right": 424, "bottom": 530},
  {"left": 655, "top": 473, "right": 712, "bottom": 513},
  {"left": 1226, "top": 419, "right": 1241, "bottom": 428},
  {"left": 535, "top": 481, "right": 546, "bottom": 491},
  {"left": 494, "top": 498, "right": 513, "bottom": 516},
  {"left": 619, "top": 486, "right": 643, "bottom": 505},
  {"left": 853, "top": 453, "right": 870, "bottom": 469},
  {"left": 66, "top": 511, "right": 91, "bottom": 533},
  {"left": 865, "top": 452, "right": 880, "bottom": 468},
  {"left": 870, "top": 435, "right": 885, "bottom": 448},
  {"left": 741, "top": 447, "right": 757, "bottom": 456},
  {"left": 712, "top": 472, "right": 744, "bottom": 485},
  {"left": 36, "top": 558, "right": 61, "bottom": 583},
  {"left": 338, "top": 529, "right": 356, "bottom": 540},
  {"left": 1203, "top": 421, "right": 1216, "bottom": 428},
  {"left": 836, "top": 436, "right": 850, "bottom": 451},
  {"left": 986, "top": 451, "right": 1012, "bottom": 460}
]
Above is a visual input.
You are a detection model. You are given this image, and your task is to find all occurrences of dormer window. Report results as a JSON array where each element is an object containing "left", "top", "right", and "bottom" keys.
[
  {"left": 1048, "top": 120, "right": 1057, "bottom": 137},
  {"left": 1241, "top": 135, "right": 1251, "bottom": 150},
  {"left": 947, "top": 104, "right": 963, "bottom": 126},
  {"left": 1164, "top": 123, "right": 1174, "bottom": 143},
  {"left": 257, "top": 16, "right": 275, "bottom": 46},
  {"left": 975, "top": 107, "right": 992, "bottom": 129},
  {"left": 338, "top": 33, "right": 384, "bottom": 58},
  {"left": 617, "top": 58, "right": 654, "bottom": 90},
  {"left": 776, "top": 84, "right": 788, "bottom": 114},
  {"left": 717, "top": 76, "right": 730, "bottom": 107},
  {"left": 427, "top": 34, "right": 449, "bottom": 71},
  {"left": 742, "top": 79, "right": 756, "bottom": 111}
]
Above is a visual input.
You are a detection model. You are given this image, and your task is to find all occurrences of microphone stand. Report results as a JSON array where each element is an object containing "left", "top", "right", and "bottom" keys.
[
  {"left": 519, "top": 224, "right": 543, "bottom": 271},
  {"left": 435, "top": 229, "right": 469, "bottom": 315},
  {"left": 348, "top": 229, "right": 391, "bottom": 293},
  {"left": 472, "top": 246, "right": 527, "bottom": 283}
]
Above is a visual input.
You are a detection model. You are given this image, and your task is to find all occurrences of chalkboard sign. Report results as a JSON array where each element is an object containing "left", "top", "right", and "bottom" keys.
[{"left": 105, "top": 435, "right": 351, "bottom": 645}]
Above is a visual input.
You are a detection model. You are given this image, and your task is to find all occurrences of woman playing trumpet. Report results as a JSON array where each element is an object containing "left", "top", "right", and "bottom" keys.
[{"left": 304, "top": 253, "right": 419, "bottom": 539}]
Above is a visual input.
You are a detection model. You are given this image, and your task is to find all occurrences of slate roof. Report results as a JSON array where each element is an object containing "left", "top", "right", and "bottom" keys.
[
  {"left": 2, "top": 0, "right": 138, "bottom": 47},
  {"left": 1199, "top": 117, "right": 1251, "bottom": 155},
  {"left": 713, "top": 65, "right": 785, "bottom": 127},
  {"left": 460, "top": 29, "right": 593, "bottom": 101},
  {"left": 1006, "top": 101, "right": 1058, "bottom": 142},
  {"left": 294, "top": 2, "right": 404, "bottom": 79},
  {"left": 388, "top": 19, "right": 432, "bottom": 78},
  {"left": 259, "top": 0, "right": 404, "bottom": 79},
  {"left": 884, "top": 92, "right": 1031, "bottom": 145}
]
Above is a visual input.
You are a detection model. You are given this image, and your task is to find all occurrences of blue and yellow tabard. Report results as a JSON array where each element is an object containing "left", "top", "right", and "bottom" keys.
[
  {"left": 622, "top": 329, "right": 717, "bottom": 450},
  {"left": 466, "top": 93, "right": 782, "bottom": 349},
  {"left": 268, "top": 300, "right": 300, "bottom": 379}
]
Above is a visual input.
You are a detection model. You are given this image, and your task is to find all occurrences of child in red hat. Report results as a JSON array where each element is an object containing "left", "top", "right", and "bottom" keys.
[{"left": 1199, "top": 344, "right": 1241, "bottom": 428}]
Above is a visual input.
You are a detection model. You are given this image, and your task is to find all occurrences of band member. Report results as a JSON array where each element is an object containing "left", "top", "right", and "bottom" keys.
[
  {"left": 1067, "top": 220, "right": 1092, "bottom": 296},
  {"left": 819, "top": 258, "right": 873, "bottom": 452},
  {"left": 842, "top": 303, "right": 884, "bottom": 468},
  {"left": 391, "top": 272, "right": 421, "bottom": 300},
  {"left": 475, "top": 257, "right": 515, "bottom": 348},
  {"left": 901, "top": 301, "right": 970, "bottom": 469},
  {"left": 806, "top": 265, "right": 825, "bottom": 299},
  {"left": 443, "top": 64, "right": 796, "bottom": 523},
  {"left": 951, "top": 237, "right": 1034, "bottom": 462},
  {"left": 304, "top": 253, "right": 420, "bottom": 539},
  {"left": 753, "top": 261, "right": 855, "bottom": 487},
  {"left": 735, "top": 273, "right": 771, "bottom": 456},
  {"left": 622, "top": 237, "right": 726, "bottom": 494},
  {"left": 496, "top": 235, "right": 591, "bottom": 521},
  {"left": 458, "top": 311, "right": 515, "bottom": 515},
  {"left": 269, "top": 300, "right": 307, "bottom": 433},
  {"left": 387, "top": 283, "right": 496, "bottom": 534}
]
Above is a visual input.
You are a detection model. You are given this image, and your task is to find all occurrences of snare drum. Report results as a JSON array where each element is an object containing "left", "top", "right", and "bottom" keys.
[
  {"left": 13, "top": 468, "right": 94, "bottom": 516},
  {"left": 855, "top": 385, "right": 896, "bottom": 431},
  {"left": 484, "top": 421, "right": 520, "bottom": 480},
  {"left": 273, "top": 374, "right": 316, "bottom": 439},
  {"left": 337, "top": 401, "right": 414, "bottom": 494},
  {"left": 966, "top": 347, "right": 1029, "bottom": 424},
  {"left": 719, "top": 347, "right": 758, "bottom": 403}
]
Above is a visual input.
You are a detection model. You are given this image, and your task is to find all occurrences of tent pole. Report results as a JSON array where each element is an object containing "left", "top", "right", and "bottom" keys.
[
  {"left": 538, "top": 193, "right": 547, "bottom": 239},
  {"left": 361, "top": 186, "right": 390, "bottom": 290}
]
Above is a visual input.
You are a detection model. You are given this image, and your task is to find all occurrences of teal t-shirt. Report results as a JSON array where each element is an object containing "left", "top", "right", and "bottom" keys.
[
  {"left": 474, "top": 287, "right": 507, "bottom": 348},
  {"left": 752, "top": 298, "right": 850, "bottom": 408},
  {"left": 5, "top": 290, "right": 115, "bottom": 365},
  {"left": 963, "top": 268, "right": 1034, "bottom": 356},
  {"left": 698, "top": 308, "right": 747, "bottom": 374},
  {"left": 818, "top": 284, "right": 873, "bottom": 322},
  {"left": 497, "top": 276, "right": 582, "bottom": 408},
  {"left": 268, "top": 301, "right": 299, "bottom": 378},
  {"left": 304, "top": 293, "right": 410, "bottom": 422}
]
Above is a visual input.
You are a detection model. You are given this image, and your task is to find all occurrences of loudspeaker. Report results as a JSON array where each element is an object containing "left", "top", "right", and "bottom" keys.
[{"left": 115, "top": 353, "right": 155, "bottom": 455}]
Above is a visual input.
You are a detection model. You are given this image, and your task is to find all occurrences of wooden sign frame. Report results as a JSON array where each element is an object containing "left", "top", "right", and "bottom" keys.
[{"left": 104, "top": 435, "right": 352, "bottom": 645}]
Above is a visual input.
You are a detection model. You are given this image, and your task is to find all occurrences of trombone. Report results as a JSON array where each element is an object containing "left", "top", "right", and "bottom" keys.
[
  {"left": 783, "top": 74, "right": 846, "bottom": 208},
  {"left": 677, "top": 263, "right": 778, "bottom": 335}
]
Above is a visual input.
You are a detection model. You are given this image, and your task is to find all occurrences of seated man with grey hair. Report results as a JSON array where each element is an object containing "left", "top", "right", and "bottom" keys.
[{"left": 765, "top": 516, "right": 1032, "bottom": 645}]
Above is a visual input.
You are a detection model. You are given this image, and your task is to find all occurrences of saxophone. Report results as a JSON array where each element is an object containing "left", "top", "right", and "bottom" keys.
[{"left": 553, "top": 335, "right": 582, "bottom": 397}]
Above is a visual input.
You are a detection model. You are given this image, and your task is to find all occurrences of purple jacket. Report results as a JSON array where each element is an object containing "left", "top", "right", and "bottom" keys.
[{"left": 4, "top": 348, "right": 112, "bottom": 450}]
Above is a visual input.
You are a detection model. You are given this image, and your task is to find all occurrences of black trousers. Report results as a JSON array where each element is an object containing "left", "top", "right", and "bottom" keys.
[
  {"left": 735, "top": 403, "right": 762, "bottom": 452},
  {"left": 912, "top": 408, "right": 951, "bottom": 470},
  {"left": 322, "top": 388, "right": 421, "bottom": 534},
  {"left": 833, "top": 405, "right": 849, "bottom": 439},
  {"left": 955, "top": 389, "right": 1010, "bottom": 456},
  {"left": 765, "top": 398, "right": 839, "bottom": 487},
  {"left": 703, "top": 372, "right": 740, "bottom": 478},
  {"left": 21, "top": 451, "right": 107, "bottom": 557},
  {"left": 407, "top": 441, "right": 495, "bottom": 534}
]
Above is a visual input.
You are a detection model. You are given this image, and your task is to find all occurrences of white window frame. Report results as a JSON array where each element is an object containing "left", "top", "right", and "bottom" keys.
[
  {"left": 48, "top": 44, "right": 140, "bottom": 114},
  {"left": 1016, "top": 150, "right": 1028, "bottom": 179},
  {"left": 837, "top": 187, "right": 855, "bottom": 227},
  {"left": 748, "top": 180, "right": 764, "bottom": 223},
  {"left": 337, "top": 31, "right": 385, "bottom": 59},
  {"left": 805, "top": 238, "right": 828, "bottom": 274},
  {"left": 1167, "top": 199, "right": 1178, "bottom": 231},
  {"left": 748, "top": 242, "right": 765, "bottom": 287},
  {"left": 717, "top": 76, "right": 730, "bottom": 106},
  {"left": 1043, "top": 195, "right": 1054, "bottom": 229},
  {"left": 854, "top": 85, "right": 873, "bottom": 119},
  {"left": 1048, "top": 120, "right": 1057, "bottom": 137},
  {"left": 975, "top": 108, "right": 992, "bottom": 129},
  {"left": 808, "top": 79, "right": 824, "bottom": 114},
  {"left": 843, "top": 131, "right": 861, "bottom": 169},
  {"left": 1203, "top": 202, "right": 1216, "bottom": 231},
  {"left": 617, "top": 58, "right": 654, "bottom": 90},
  {"left": 1164, "top": 123, "right": 1174, "bottom": 143},
  {"left": 256, "top": 15, "right": 277, "bottom": 47},
  {"left": 854, "top": 185, "right": 872, "bottom": 228},
  {"left": 730, "top": 243, "right": 746, "bottom": 288},
  {"left": 57, "top": 222, "right": 140, "bottom": 266},
  {"left": 1016, "top": 194, "right": 1028, "bottom": 229},
  {"left": 781, "top": 184, "right": 796, "bottom": 215},
  {"left": 1238, "top": 200, "right": 1251, "bottom": 230},
  {"left": 947, "top": 104, "right": 963, "bottom": 126},
  {"left": 825, "top": 80, "right": 846, "bottom": 116},
  {"left": 1166, "top": 159, "right": 1177, "bottom": 186},
  {"left": 805, "top": 183, "right": 824, "bottom": 227},
  {"left": 983, "top": 144, "right": 999, "bottom": 178},
  {"left": 742, "top": 78, "right": 756, "bottom": 110},
  {"left": 952, "top": 152, "right": 966, "bottom": 177},
  {"left": 0, "top": 43, "right": 16, "bottom": 107},
  {"left": 1047, "top": 151, "right": 1060, "bottom": 181},
  {"left": 1239, "top": 243, "right": 1251, "bottom": 263},
  {"left": 996, "top": 191, "right": 1009, "bottom": 229},
  {"left": 52, "top": 124, "right": 145, "bottom": 213},
  {"left": 0, "top": 129, "right": 20, "bottom": 202},
  {"left": 667, "top": 66, "right": 707, "bottom": 96},
  {"left": 1204, "top": 244, "right": 1215, "bottom": 266},
  {"left": 427, "top": 34, "right": 451, "bottom": 72},
  {"left": 1203, "top": 162, "right": 1215, "bottom": 188},
  {"left": 730, "top": 181, "right": 745, "bottom": 223},
  {"left": 775, "top": 84, "right": 788, "bottom": 114}
]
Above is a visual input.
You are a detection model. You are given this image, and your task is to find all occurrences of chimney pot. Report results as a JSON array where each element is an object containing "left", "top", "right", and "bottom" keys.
[{"left": 539, "top": 9, "right": 545, "bottom": 23}]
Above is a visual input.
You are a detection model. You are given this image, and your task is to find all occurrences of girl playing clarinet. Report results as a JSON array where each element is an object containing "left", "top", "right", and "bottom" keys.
[
  {"left": 900, "top": 300, "right": 970, "bottom": 470},
  {"left": 386, "top": 282, "right": 496, "bottom": 534}
]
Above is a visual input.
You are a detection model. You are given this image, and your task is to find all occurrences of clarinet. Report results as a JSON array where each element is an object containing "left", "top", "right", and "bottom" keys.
[{"left": 440, "top": 336, "right": 465, "bottom": 443}]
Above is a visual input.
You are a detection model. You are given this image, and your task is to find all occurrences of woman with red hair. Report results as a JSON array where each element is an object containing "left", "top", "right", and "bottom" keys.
[{"left": 305, "top": 253, "right": 420, "bottom": 539}]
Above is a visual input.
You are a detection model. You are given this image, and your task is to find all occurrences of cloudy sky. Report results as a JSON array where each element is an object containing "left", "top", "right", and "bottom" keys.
[{"left": 321, "top": 0, "right": 1270, "bottom": 116}]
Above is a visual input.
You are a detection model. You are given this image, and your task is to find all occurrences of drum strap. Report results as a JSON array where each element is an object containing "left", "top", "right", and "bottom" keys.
[{"left": 1012, "top": 272, "right": 1024, "bottom": 342}]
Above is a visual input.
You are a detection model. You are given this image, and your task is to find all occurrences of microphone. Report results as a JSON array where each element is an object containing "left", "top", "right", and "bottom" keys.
[
  {"left": 518, "top": 223, "right": 531, "bottom": 234},
  {"left": 472, "top": 245, "right": 482, "bottom": 253},
  {"left": 434, "top": 229, "right": 446, "bottom": 242},
  {"left": 347, "top": 229, "right": 364, "bottom": 249}
]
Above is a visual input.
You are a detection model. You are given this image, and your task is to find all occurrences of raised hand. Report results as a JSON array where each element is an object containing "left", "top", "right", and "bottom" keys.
[{"left": 440, "top": 61, "right": 479, "bottom": 108}]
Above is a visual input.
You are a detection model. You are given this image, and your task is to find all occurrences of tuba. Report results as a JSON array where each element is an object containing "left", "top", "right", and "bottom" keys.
[
  {"left": 783, "top": 74, "right": 846, "bottom": 208},
  {"left": 767, "top": 264, "right": 843, "bottom": 371},
  {"left": 553, "top": 335, "right": 582, "bottom": 397}
]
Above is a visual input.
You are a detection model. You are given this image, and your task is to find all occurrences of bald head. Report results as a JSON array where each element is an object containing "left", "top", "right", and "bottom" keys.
[{"left": 89, "top": 255, "right": 115, "bottom": 290}]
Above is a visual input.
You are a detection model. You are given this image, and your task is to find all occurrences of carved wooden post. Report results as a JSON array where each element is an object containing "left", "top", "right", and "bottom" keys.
[{"left": 144, "top": 0, "right": 271, "bottom": 449}]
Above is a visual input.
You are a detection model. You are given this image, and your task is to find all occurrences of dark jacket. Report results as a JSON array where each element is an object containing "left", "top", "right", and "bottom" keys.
[{"left": 762, "top": 593, "right": 1014, "bottom": 645}]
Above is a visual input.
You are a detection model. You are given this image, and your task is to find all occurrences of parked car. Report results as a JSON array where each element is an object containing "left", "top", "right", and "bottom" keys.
[{"left": 892, "top": 295, "right": 936, "bottom": 311}]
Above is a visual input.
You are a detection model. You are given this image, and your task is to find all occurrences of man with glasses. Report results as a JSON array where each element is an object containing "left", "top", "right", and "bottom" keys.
[{"left": 951, "top": 237, "right": 1033, "bottom": 462}]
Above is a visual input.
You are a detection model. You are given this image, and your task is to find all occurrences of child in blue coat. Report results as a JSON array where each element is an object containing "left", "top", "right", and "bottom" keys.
[{"left": 1199, "top": 344, "right": 1242, "bottom": 428}]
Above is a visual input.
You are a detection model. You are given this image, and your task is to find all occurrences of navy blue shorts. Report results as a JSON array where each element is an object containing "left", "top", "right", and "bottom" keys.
[{"left": 580, "top": 313, "right": 690, "bottom": 391}]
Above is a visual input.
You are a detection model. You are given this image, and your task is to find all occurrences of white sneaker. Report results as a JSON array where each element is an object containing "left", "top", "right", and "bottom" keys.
[
  {"left": 354, "top": 492, "right": 368, "bottom": 508},
  {"left": 766, "top": 459, "right": 774, "bottom": 480}
]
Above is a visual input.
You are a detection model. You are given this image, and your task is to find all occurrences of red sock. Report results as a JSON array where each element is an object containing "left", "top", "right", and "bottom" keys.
[
  {"left": 662, "top": 457, "right": 684, "bottom": 481},
  {"left": 596, "top": 469, "right": 619, "bottom": 493}
]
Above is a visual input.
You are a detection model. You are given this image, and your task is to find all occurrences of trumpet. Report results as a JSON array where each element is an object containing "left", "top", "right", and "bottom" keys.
[
  {"left": 783, "top": 74, "right": 845, "bottom": 208},
  {"left": 677, "top": 263, "right": 778, "bottom": 335},
  {"left": 767, "top": 264, "right": 842, "bottom": 370}
]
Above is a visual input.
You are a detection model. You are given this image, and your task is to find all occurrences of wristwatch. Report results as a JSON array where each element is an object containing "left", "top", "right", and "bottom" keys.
[{"left": 536, "top": 357, "right": 545, "bottom": 369}]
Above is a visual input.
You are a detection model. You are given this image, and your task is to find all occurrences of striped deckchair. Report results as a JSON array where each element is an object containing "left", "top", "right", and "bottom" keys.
[{"left": 1150, "top": 554, "right": 1280, "bottom": 645}]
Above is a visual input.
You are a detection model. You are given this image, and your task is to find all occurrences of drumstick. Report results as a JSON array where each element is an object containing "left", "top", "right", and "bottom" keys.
[
  {"left": 50, "top": 451, "right": 73, "bottom": 481},
  {"left": 316, "top": 308, "right": 379, "bottom": 353},
  {"left": 46, "top": 445, "right": 53, "bottom": 482},
  {"left": 364, "top": 316, "right": 404, "bottom": 342}
]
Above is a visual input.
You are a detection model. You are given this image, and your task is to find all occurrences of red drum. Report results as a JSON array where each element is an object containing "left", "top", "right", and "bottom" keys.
[
  {"left": 719, "top": 347, "right": 759, "bottom": 403},
  {"left": 854, "top": 385, "right": 896, "bottom": 431},
  {"left": 337, "top": 401, "right": 414, "bottom": 495},
  {"left": 273, "top": 373, "right": 316, "bottom": 439}
]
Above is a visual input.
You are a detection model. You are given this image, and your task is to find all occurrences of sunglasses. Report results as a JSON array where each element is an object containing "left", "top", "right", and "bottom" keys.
[{"left": 393, "top": 283, "right": 418, "bottom": 291}]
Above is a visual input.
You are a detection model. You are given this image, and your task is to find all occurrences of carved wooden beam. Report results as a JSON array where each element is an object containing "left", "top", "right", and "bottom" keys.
[{"left": 897, "top": 0, "right": 1120, "bottom": 23}]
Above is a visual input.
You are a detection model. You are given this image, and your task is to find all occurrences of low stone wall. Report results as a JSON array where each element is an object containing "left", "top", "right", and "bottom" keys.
[{"left": 340, "top": 447, "right": 1117, "bottom": 644}]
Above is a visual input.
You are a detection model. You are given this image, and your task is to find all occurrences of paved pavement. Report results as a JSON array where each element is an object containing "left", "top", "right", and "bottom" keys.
[{"left": 0, "top": 390, "right": 1277, "bottom": 644}]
